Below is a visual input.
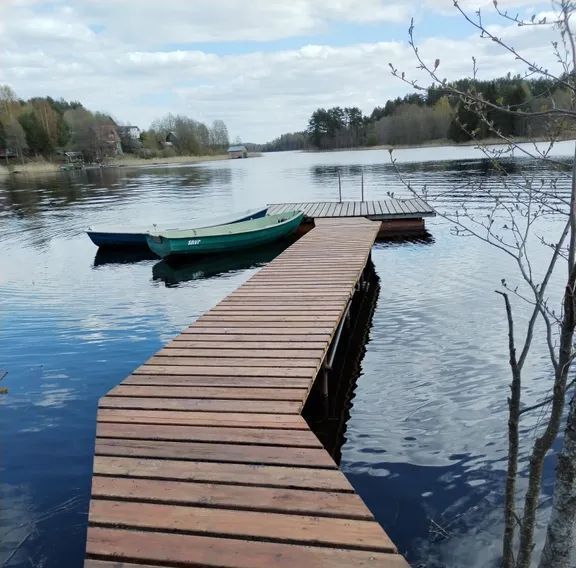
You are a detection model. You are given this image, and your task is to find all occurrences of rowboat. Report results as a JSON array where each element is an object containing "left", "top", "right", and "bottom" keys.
[
  {"left": 147, "top": 210, "right": 304, "bottom": 260},
  {"left": 86, "top": 207, "right": 268, "bottom": 248}
]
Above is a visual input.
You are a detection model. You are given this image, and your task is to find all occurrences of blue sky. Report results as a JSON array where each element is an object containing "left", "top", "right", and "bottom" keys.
[{"left": 0, "top": 1, "right": 558, "bottom": 142}]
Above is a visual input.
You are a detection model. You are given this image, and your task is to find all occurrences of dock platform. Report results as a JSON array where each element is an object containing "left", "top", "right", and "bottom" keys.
[
  {"left": 269, "top": 198, "right": 435, "bottom": 237},
  {"left": 84, "top": 218, "right": 409, "bottom": 568},
  {"left": 268, "top": 197, "right": 434, "bottom": 219}
]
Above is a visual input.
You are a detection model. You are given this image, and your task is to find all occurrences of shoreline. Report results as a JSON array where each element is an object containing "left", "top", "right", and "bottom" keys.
[
  {"left": 301, "top": 136, "right": 576, "bottom": 153},
  {"left": 0, "top": 153, "right": 230, "bottom": 177}
]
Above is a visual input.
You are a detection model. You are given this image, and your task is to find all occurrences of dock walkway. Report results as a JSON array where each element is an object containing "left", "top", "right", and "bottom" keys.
[{"left": 85, "top": 218, "right": 409, "bottom": 568}]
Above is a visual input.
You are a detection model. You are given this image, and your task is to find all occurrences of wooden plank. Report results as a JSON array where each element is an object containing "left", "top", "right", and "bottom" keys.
[
  {"left": 396, "top": 200, "right": 409, "bottom": 214},
  {"left": 93, "top": 456, "right": 353, "bottom": 490},
  {"left": 121, "top": 375, "right": 314, "bottom": 388},
  {"left": 197, "top": 314, "right": 340, "bottom": 322},
  {"left": 97, "top": 409, "right": 309, "bottom": 429},
  {"left": 307, "top": 202, "right": 323, "bottom": 217},
  {"left": 317, "top": 202, "right": 331, "bottom": 217},
  {"left": 88, "top": 500, "right": 393, "bottom": 551},
  {"left": 168, "top": 340, "right": 328, "bottom": 349},
  {"left": 267, "top": 204, "right": 282, "bottom": 214},
  {"left": 147, "top": 355, "right": 319, "bottom": 368},
  {"left": 396, "top": 199, "right": 411, "bottom": 213},
  {"left": 380, "top": 200, "right": 391, "bottom": 214},
  {"left": 332, "top": 202, "right": 344, "bottom": 217},
  {"left": 291, "top": 202, "right": 305, "bottom": 215},
  {"left": 99, "top": 397, "right": 302, "bottom": 414},
  {"left": 177, "top": 332, "right": 333, "bottom": 341},
  {"left": 209, "top": 308, "right": 343, "bottom": 315},
  {"left": 325, "top": 202, "right": 337, "bottom": 217},
  {"left": 108, "top": 385, "right": 308, "bottom": 401},
  {"left": 180, "top": 327, "right": 333, "bottom": 336},
  {"left": 134, "top": 365, "right": 316, "bottom": 378},
  {"left": 305, "top": 203, "right": 320, "bottom": 216},
  {"left": 96, "top": 423, "right": 322, "bottom": 447},
  {"left": 94, "top": 439, "right": 336, "bottom": 468},
  {"left": 86, "top": 528, "right": 409, "bottom": 568},
  {"left": 91, "top": 476, "right": 372, "bottom": 518},
  {"left": 161, "top": 347, "right": 326, "bottom": 358}
]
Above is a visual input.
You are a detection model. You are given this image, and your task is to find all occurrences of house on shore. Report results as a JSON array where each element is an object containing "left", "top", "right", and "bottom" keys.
[
  {"left": 228, "top": 145, "right": 248, "bottom": 159},
  {"left": 117, "top": 125, "right": 141, "bottom": 140}
]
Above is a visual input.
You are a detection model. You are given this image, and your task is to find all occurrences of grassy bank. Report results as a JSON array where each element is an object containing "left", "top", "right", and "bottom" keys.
[
  {"left": 0, "top": 154, "right": 229, "bottom": 176},
  {"left": 110, "top": 154, "right": 229, "bottom": 168},
  {"left": 0, "top": 160, "right": 59, "bottom": 176}
]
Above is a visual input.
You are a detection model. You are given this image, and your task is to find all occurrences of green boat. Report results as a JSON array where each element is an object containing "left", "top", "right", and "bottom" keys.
[{"left": 146, "top": 211, "right": 303, "bottom": 260}]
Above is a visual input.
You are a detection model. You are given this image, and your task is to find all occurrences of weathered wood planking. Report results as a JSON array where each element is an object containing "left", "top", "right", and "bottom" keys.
[
  {"left": 268, "top": 198, "right": 435, "bottom": 219},
  {"left": 85, "top": 218, "right": 409, "bottom": 568}
]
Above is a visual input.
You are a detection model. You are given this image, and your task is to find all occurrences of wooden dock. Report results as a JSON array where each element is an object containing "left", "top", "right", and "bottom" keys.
[{"left": 84, "top": 218, "right": 409, "bottom": 568}]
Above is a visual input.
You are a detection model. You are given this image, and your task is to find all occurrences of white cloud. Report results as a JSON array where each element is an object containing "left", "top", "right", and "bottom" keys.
[{"left": 0, "top": 0, "right": 563, "bottom": 141}]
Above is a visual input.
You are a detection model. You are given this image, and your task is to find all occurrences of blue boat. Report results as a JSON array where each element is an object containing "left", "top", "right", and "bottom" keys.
[{"left": 86, "top": 207, "right": 268, "bottom": 248}]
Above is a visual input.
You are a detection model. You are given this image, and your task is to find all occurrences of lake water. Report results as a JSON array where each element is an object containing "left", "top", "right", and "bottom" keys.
[{"left": 1, "top": 144, "right": 573, "bottom": 567}]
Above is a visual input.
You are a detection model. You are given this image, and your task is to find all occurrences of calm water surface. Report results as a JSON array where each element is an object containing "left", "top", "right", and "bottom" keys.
[{"left": 1, "top": 145, "right": 573, "bottom": 567}]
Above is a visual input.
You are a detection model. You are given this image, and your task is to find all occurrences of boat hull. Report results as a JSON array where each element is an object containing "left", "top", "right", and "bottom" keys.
[
  {"left": 87, "top": 231, "right": 148, "bottom": 247},
  {"left": 86, "top": 207, "right": 269, "bottom": 248},
  {"left": 147, "top": 212, "right": 303, "bottom": 260}
]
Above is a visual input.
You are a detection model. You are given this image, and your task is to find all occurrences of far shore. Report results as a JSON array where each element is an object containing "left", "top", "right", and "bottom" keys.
[
  {"left": 0, "top": 153, "right": 233, "bottom": 177},
  {"left": 303, "top": 135, "right": 576, "bottom": 153}
]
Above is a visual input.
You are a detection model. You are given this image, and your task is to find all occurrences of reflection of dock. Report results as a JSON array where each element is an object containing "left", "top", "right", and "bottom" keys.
[
  {"left": 84, "top": 218, "right": 410, "bottom": 567},
  {"left": 269, "top": 198, "right": 435, "bottom": 237}
]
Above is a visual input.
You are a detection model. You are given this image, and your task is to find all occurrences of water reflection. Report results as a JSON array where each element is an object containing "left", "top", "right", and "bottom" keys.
[
  {"left": 152, "top": 240, "right": 295, "bottom": 287},
  {"left": 92, "top": 248, "right": 157, "bottom": 266},
  {"left": 2, "top": 146, "right": 575, "bottom": 567}
]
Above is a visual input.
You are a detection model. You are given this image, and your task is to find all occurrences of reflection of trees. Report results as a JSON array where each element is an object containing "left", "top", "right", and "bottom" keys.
[{"left": 0, "top": 165, "right": 233, "bottom": 219}]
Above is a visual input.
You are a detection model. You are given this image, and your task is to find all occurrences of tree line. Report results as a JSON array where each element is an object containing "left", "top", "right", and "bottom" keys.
[
  {"left": 0, "top": 85, "right": 230, "bottom": 163},
  {"left": 259, "top": 75, "right": 575, "bottom": 151}
]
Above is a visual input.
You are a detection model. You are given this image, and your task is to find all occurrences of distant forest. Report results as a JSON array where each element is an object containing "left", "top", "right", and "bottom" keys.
[
  {"left": 0, "top": 85, "right": 230, "bottom": 162},
  {"left": 258, "top": 75, "right": 575, "bottom": 152}
]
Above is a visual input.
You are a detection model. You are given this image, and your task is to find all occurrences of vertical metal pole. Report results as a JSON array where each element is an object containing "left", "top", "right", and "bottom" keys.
[
  {"left": 361, "top": 170, "right": 364, "bottom": 202},
  {"left": 338, "top": 170, "right": 342, "bottom": 203}
]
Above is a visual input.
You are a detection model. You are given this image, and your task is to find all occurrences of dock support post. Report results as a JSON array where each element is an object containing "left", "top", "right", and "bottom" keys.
[
  {"left": 361, "top": 170, "right": 364, "bottom": 202},
  {"left": 338, "top": 170, "right": 342, "bottom": 203}
]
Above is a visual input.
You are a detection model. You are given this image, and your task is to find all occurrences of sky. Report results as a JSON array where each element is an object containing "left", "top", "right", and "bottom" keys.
[{"left": 0, "top": 0, "right": 563, "bottom": 143}]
